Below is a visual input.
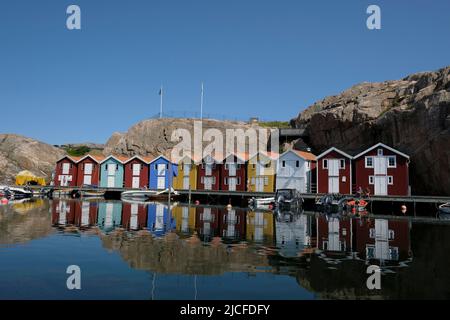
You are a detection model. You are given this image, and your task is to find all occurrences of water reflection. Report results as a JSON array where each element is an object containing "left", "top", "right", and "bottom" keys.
[{"left": 4, "top": 198, "right": 450, "bottom": 299}]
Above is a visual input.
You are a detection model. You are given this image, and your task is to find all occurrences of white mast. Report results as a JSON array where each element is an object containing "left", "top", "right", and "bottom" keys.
[
  {"left": 200, "top": 82, "right": 204, "bottom": 120},
  {"left": 159, "top": 85, "right": 163, "bottom": 119}
]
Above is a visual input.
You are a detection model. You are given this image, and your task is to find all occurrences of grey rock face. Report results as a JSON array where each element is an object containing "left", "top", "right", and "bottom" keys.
[
  {"left": 0, "top": 134, "right": 65, "bottom": 185},
  {"left": 291, "top": 66, "right": 450, "bottom": 196},
  {"left": 103, "top": 118, "right": 271, "bottom": 159}
]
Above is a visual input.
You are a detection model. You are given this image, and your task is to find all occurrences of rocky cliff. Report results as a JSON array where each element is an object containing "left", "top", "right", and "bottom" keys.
[
  {"left": 291, "top": 66, "right": 450, "bottom": 196},
  {"left": 0, "top": 134, "right": 65, "bottom": 185},
  {"left": 103, "top": 118, "right": 269, "bottom": 158}
]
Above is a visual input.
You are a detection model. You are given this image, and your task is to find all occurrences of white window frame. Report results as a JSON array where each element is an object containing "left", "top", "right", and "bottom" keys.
[
  {"left": 224, "top": 177, "right": 228, "bottom": 185},
  {"left": 264, "top": 176, "right": 269, "bottom": 186},
  {"left": 387, "top": 156, "right": 397, "bottom": 168},
  {"left": 377, "top": 149, "right": 383, "bottom": 156},
  {"left": 365, "top": 157, "right": 374, "bottom": 168},
  {"left": 323, "top": 159, "right": 328, "bottom": 169},
  {"left": 369, "top": 176, "right": 374, "bottom": 185},
  {"left": 339, "top": 159, "right": 345, "bottom": 169},
  {"left": 282, "top": 160, "right": 286, "bottom": 168}
]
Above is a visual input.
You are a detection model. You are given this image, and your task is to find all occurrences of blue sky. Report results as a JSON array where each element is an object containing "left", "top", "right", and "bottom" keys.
[{"left": 0, "top": 0, "right": 449, "bottom": 144}]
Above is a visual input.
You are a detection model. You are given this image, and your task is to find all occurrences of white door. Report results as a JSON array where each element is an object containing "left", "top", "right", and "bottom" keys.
[
  {"left": 183, "top": 164, "right": 191, "bottom": 176},
  {"left": 328, "top": 159, "right": 339, "bottom": 176},
  {"left": 83, "top": 175, "right": 92, "bottom": 185},
  {"left": 204, "top": 177, "right": 212, "bottom": 190},
  {"left": 328, "top": 176, "right": 339, "bottom": 193},
  {"left": 229, "top": 163, "right": 236, "bottom": 176},
  {"left": 132, "top": 164, "right": 141, "bottom": 176},
  {"left": 374, "top": 176, "right": 388, "bottom": 195},
  {"left": 157, "top": 176, "right": 165, "bottom": 189},
  {"left": 107, "top": 164, "right": 116, "bottom": 175},
  {"left": 85, "top": 163, "right": 93, "bottom": 175},
  {"left": 228, "top": 177, "right": 236, "bottom": 191},
  {"left": 205, "top": 164, "right": 212, "bottom": 176},
  {"left": 62, "top": 163, "right": 70, "bottom": 174},
  {"left": 157, "top": 163, "right": 166, "bottom": 175},
  {"left": 183, "top": 176, "right": 190, "bottom": 189},
  {"left": 60, "top": 175, "right": 68, "bottom": 187},
  {"left": 132, "top": 176, "right": 140, "bottom": 188},
  {"left": 256, "top": 177, "right": 264, "bottom": 192},
  {"left": 107, "top": 176, "right": 115, "bottom": 188},
  {"left": 374, "top": 157, "right": 387, "bottom": 175}
]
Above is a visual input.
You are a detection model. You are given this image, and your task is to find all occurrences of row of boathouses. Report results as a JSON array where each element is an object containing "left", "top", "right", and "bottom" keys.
[{"left": 53, "top": 142, "right": 410, "bottom": 196}]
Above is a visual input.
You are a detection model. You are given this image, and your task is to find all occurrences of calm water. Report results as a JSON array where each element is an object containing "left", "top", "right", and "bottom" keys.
[{"left": 0, "top": 198, "right": 449, "bottom": 300}]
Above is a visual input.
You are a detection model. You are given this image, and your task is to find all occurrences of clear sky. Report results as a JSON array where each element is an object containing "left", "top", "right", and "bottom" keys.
[{"left": 0, "top": 0, "right": 449, "bottom": 144}]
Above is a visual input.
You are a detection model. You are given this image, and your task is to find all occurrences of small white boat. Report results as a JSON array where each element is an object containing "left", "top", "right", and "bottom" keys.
[
  {"left": 0, "top": 186, "right": 33, "bottom": 199},
  {"left": 121, "top": 188, "right": 179, "bottom": 201},
  {"left": 439, "top": 203, "right": 450, "bottom": 215},
  {"left": 248, "top": 197, "right": 275, "bottom": 208}
]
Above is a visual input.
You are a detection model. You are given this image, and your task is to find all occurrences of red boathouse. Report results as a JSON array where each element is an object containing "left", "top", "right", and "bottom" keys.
[
  {"left": 353, "top": 143, "right": 410, "bottom": 196},
  {"left": 197, "top": 154, "right": 222, "bottom": 191},
  {"left": 220, "top": 153, "right": 247, "bottom": 192},
  {"left": 316, "top": 147, "right": 353, "bottom": 194},
  {"left": 123, "top": 156, "right": 153, "bottom": 189},
  {"left": 54, "top": 156, "right": 79, "bottom": 187},
  {"left": 76, "top": 155, "right": 104, "bottom": 187}
]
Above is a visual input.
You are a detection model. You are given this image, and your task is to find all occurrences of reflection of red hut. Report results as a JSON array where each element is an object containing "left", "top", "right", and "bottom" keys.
[
  {"left": 73, "top": 201, "right": 98, "bottom": 227},
  {"left": 51, "top": 199, "right": 76, "bottom": 225},
  {"left": 353, "top": 218, "right": 410, "bottom": 262},
  {"left": 122, "top": 202, "right": 148, "bottom": 230},
  {"left": 195, "top": 207, "right": 220, "bottom": 239},
  {"left": 218, "top": 208, "right": 246, "bottom": 240},
  {"left": 316, "top": 216, "right": 352, "bottom": 255}
]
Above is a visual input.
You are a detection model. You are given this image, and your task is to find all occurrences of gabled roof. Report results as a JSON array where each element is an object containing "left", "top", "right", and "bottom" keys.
[
  {"left": 223, "top": 152, "right": 249, "bottom": 163},
  {"left": 200, "top": 152, "right": 225, "bottom": 163},
  {"left": 317, "top": 147, "right": 352, "bottom": 160},
  {"left": 149, "top": 154, "right": 177, "bottom": 165},
  {"left": 123, "top": 155, "right": 154, "bottom": 164},
  {"left": 279, "top": 149, "right": 316, "bottom": 161},
  {"left": 248, "top": 151, "right": 279, "bottom": 163},
  {"left": 177, "top": 153, "right": 203, "bottom": 163},
  {"left": 56, "top": 155, "right": 80, "bottom": 163},
  {"left": 353, "top": 143, "right": 410, "bottom": 160},
  {"left": 292, "top": 150, "right": 317, "bottom": 161},
  {"left": 76, "top": 154, "right": 106, "bottom": 163},
  {"left": 100, "top": 155, "right": 128, "bottom": 164}
]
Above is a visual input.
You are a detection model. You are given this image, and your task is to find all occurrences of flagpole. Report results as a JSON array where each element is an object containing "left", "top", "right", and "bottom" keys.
[
  {"left": 200, "top": 82, "right": 204, "bottom": 120},
  {"left": 160, "top": 85, "right": 163, "bottom": 119}
]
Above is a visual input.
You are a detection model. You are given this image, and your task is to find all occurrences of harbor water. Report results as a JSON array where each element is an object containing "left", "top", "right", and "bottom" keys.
[{"left": 0, "top": 198, "right": 449, "bottom": 299}]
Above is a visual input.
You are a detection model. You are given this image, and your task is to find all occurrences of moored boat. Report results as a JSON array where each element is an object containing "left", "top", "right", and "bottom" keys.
[
  {"left": 438, "top": 203, "right": 450, "bottom": 218},
  {"left": 274, "top": 189, "right": 303, "bottom": 210},
  {"left": 121, "top": 188, "right": 179, "bottom": 201}
]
